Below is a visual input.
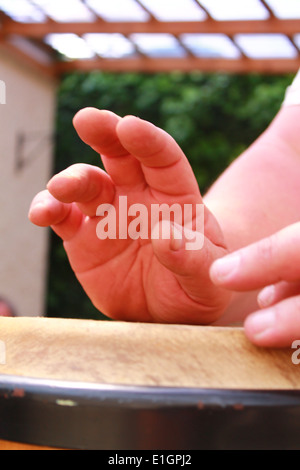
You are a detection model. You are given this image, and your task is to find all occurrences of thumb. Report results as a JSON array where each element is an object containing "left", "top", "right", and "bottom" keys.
[{"left": 151, "top": 221, "right": 231, "bottom": 323}]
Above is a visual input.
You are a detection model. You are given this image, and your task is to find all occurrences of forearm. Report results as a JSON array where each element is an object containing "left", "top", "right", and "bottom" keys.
[
  {"left": 204, "top": 108, "right": 300, "bottom": 251},
  {"left": 203, "top": 78, "right": 300, "bottom": 323}
]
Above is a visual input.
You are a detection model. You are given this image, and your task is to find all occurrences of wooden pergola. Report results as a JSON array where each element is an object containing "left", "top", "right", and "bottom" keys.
[{"left": 0, "top": 0, "right": 299, "bottom": 79}]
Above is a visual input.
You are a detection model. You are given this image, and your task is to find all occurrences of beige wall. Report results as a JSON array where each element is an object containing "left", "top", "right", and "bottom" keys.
[{"left": 0, "top": 50, "right": 56, "bottom": 316}]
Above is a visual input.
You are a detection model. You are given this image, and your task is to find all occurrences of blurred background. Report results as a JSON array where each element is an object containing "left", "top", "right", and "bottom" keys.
[{"left": 0, "top": 0, "right": 298, "bottom": 319}]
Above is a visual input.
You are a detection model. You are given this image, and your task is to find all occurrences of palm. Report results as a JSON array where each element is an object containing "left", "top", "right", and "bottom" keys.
[{"left": 30, "top": 109, "right": 231, "bottom": 324}]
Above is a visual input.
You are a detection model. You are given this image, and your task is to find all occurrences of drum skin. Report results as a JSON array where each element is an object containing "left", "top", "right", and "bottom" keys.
[{"left": 0, "top": 317, "right": 300, "bottom": 450}]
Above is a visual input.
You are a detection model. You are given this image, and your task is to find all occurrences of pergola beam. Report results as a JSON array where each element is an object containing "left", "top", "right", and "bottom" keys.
[
  {"left": 56, "top": 56, "right": 300, "bottom": 75},
  {"left": 2, "top": 18, "right": 300, "bottom": 38},
  {"left": 1, "top": 10, "right": 299, "bottom": 77}
]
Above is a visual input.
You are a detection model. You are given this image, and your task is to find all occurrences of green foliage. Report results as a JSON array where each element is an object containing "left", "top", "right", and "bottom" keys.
[{"left": 47, "top": 71, "right": 292, "bottom": 319}]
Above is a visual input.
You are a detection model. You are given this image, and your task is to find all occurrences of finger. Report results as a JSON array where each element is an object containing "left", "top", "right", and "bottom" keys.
[
  {"left": 28, "top": 190, "right": 83, "bottom": 240},
  {"left": 116, "top": 116, "right": 201, "bottom": 199},
  {"left": 73, "top": 108, "right": 145, "bottom": 187},
  {"left": 47, "top": 163, "right": 115, "bottom": 217},
  {"left": 257, "top": 281, "right": 300, "bottom": 308},
  {"left": 151, "top": 221, "right": 231, "bottom": 324},
  {"left": 210, "top": 222, "right": 300, "bottom": 291},
  {"left": 244, "top": 296, "right": 300, "bottom": 347}
]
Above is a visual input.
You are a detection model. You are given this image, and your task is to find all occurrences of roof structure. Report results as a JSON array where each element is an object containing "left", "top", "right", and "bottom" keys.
[{"left": 0, "top": 0, "right": 300, "bottom": 78}]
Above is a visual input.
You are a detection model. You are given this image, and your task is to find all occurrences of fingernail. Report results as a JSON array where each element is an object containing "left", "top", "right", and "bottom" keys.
[
  {"left": 257, "top": 285, "right": 275, "bottom": 308},
  {"left": 170, "top": 223, "right": 183, "bottom": 251},
  {"left": 246, "top": 309, "right": 276, "bottom": 339},
  {"left": 210, "top": 254, "right": 240, "bottom": 282}
]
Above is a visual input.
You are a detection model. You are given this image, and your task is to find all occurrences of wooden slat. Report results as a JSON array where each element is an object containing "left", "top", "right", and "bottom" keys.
[
  {"left": 259, "top": 0, "right": 276, "bottom": 18},
  {"left": 2, "top": 18, "right": 300, "bottom": 37},
  {"left": 55, "top": 56, "right": 300, "bottom": 75}
]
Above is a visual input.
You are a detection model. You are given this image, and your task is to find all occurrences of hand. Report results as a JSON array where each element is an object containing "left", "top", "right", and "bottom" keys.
[
  {"left": 210, "top": 222, "right": 300, "bottom": 347},
  {"left": 29, "top": 108, "right": 231, "bottom": 324}
]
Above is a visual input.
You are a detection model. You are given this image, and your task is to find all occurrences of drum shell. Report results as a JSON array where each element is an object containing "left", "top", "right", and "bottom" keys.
[{"left": 1, "top": 377, "right": 300, "bottom": 450}]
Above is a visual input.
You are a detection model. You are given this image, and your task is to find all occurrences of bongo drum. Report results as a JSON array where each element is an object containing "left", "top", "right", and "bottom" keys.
[{"left": 0, "top": 317, "right": 300, "bottom": 450}]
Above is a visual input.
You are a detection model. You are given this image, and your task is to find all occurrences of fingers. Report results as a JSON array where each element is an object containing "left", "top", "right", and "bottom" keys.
[
  {"left": 244, "top": 296, "right": 300, "bottom": 348},
  {"left": 117, "top": 116, "right": 201, "bottom": 199},
  {"left": 151, "top": 221, "right": 231, "bottom": 324},
  {"left": 73, "top": 108, "right": 145, "bottom": 187},
  {"left": 209, "top": 222, "right": 300, "bottom": 291},
  {"left": 208, "top": 223, "right": 300, "bottom": 347},
  {"left": 28, "top": 190, "right": 83, "bottom": 240},
  {"left": 74, "top": 108, "right": 201, "bottom": 200},
  {"left": 47, "top": 163, "right": 115, "bottom": 217},
  {"left": 257, "top": 280, "right": 300, "bottom": 309}
]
